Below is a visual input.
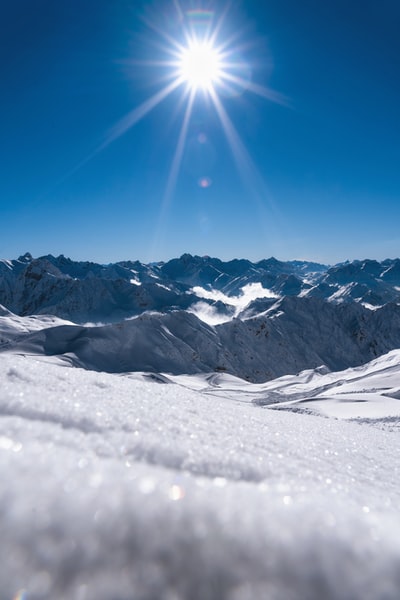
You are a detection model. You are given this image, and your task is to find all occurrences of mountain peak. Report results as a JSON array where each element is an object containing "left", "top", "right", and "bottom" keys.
[{"left": 18, "top": 252, "right": 33, "bottom": 262}]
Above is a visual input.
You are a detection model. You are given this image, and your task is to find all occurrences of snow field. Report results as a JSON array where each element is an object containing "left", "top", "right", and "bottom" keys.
[{"left": 1, "top": 354, "right": 400, "bottom": 599}]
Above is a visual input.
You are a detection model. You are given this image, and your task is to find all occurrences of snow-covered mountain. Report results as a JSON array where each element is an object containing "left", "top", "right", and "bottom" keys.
[
  {"left": 2, "top": 255, "right": 400, "bottom": 599},
  {"left": 2, "top": 253, "right": 400, "bottom": 322},
  {"left": 2, "top": 253, "right": 400, "bottom": 381},
  {"left": 0, "top": 252, "right": 326, "bottom": 321},
  {"left": 2, "top": 296, "right": 400, "bottom": 381},
  {"left": 0, "top": 253, "right": 194, "bottom": 322},
  {"left": 304, "top": 258, "right": 400, "bottom": 305}
]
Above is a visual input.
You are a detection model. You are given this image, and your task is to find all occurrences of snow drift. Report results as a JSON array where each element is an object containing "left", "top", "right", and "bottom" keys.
[{"left": 1, "top": 352, "right": 400, "bottom": 599}]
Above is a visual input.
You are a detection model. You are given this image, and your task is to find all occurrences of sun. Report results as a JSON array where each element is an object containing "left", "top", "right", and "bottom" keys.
[{"left": 178, "top": 40, "right": 223, "bottom": 92}]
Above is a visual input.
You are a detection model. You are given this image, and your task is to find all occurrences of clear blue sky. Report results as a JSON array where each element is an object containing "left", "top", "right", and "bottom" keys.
[{"left": 1, "top": 0, "right": 399, "bottom": 264}]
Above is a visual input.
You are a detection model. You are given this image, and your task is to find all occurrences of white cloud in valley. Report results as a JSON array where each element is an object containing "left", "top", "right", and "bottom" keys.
[{"left": 190, "top": 282, "right": 278, "bottom": 325}]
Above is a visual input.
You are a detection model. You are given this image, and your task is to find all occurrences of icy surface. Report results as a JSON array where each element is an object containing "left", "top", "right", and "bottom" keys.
[{"left": 1, "top": 353, "right": 400, "bottom": 599}]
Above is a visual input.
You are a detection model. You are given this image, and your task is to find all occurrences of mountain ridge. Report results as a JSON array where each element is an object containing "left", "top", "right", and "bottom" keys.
[
  {"left": 2, "top": 252, "right": 400, "bottom": 382},
  {"left": 3, "top": 252, "right": 400, "bottom": 320}
]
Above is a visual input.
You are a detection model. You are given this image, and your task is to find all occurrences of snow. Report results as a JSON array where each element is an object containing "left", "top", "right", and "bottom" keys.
[
  {"left": 0, "top": 308, "right": 74, "bottom": 347},
  {"left": 361, "top": 302, "right": 382, "bottom": 311},
  {"left": 255, "top": 349, "right": 400, "bottom": 423},
  {"left": 1, "top": 352, "right": 400, "bottom": 599},
  {"left": 2, "top": 251, "right": 400, "bottom": 597}
]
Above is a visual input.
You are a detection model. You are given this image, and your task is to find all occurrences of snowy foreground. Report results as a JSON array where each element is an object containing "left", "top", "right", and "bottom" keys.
[{"left": 1, "top": 352, "right": 400, "bottom": 599}]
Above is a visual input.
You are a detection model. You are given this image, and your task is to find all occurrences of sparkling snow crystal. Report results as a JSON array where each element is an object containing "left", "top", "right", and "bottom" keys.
[{"left": 1, "top": 353, "right": 400, "bottom": 599}]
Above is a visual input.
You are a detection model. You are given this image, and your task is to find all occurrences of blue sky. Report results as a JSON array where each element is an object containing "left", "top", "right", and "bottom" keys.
[{"left": 1, "top": 0, "right": 399, "bottom": 264}]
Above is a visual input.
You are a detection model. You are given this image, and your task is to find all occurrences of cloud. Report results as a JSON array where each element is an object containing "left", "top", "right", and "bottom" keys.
[
  {"left": 190, "top": 283, "right": 279, "bottom": 325},
  {"left": 188, "top": 301, "right": 232, "bottom": 325}
]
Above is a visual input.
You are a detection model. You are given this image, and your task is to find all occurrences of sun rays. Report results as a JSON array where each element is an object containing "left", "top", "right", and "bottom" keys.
[
  {"left": 102, "top": 3, "right": 284, "bottom": 152},
  {"left": 95, "top": 2, "right": 286, "bottom": 257}
]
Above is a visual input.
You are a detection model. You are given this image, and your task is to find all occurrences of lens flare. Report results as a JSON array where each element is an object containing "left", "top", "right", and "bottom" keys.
[{"left": 199, "top": 177, "right": 212, "bottom": 188}]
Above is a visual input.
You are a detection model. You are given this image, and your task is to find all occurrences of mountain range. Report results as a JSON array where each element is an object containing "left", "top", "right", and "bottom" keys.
[{"left": 1, "top": 252, "right": 400, "bottom": 382}]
